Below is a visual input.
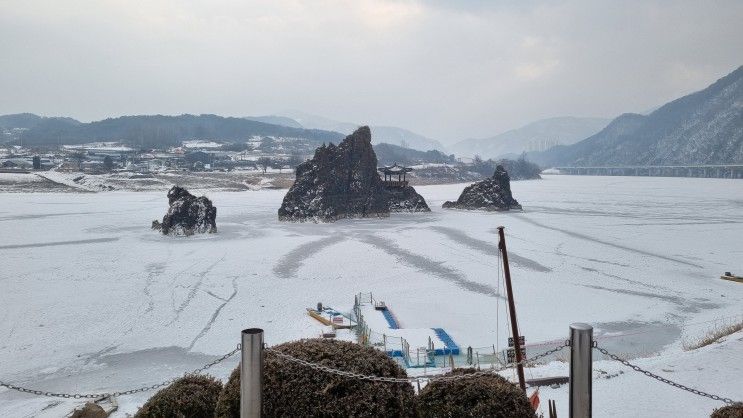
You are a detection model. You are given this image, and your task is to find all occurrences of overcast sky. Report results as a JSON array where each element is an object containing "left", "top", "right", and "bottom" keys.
[{"left": 1, "top": 0, "right": 741, "bottom": 143}]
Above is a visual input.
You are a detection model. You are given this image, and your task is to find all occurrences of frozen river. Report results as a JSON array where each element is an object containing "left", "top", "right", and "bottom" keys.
[{"left": 1, "top": 175, "right": 742, "bottom": 416}]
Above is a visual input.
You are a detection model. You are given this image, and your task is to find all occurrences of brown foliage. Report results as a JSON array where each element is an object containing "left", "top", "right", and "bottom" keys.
[
  {"left": 70, "top": 403, "right": 107, "bottom": 418},
  {"left": 215, "top": 339, "right": 416, "bottom": 417},
  {"left": 134, "top": 374, "right": 223, "bottom": 418},
  {"left": 417, "top": 369, "right": 536, "bottom": 418},
  {"left": 711, "top": 403, "right": 743, "bottom": 418}
]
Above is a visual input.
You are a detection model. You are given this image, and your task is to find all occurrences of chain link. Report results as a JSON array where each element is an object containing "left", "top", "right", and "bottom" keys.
[
  {"left": 0, "top": 341, "right": 570, "bottom": 398},
  {"left": 5, "top": 337, "right": 738, "bottom": 408},
  {"left": 0, "top": 344, "right": 242, "bottom": 400},
  {"left": 265, "top": 341, "right": 569, "bottom": 384},
  {"left": 594, "top": 345, "right": 736, "bottom": 405}
]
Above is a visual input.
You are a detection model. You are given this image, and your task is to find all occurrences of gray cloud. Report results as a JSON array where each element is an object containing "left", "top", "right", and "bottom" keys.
[{"left": 0, "top": 0, "right": 741, "bottom": 143}]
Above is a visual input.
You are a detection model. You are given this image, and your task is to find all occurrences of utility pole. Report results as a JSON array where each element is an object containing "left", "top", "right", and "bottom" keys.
[{"left": 497, "top": 226, "right": 526, "bottom": 391}]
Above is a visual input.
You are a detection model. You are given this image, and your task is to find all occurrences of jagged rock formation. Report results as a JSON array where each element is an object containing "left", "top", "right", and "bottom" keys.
[
  {"left": 152, "top": 186, "right": 217, "bottom": 235},
  {"left": 279, "top": 126, "right": 431, "bottom": 221},
  {"left": 388, "top": 186, "right": 431, "bottom": 212},
  {"left": 443, "top": 165, "right": 522, "bottom": 211},
  {"left": 279, "top": 126, "right": 390, "bottom": 221}
]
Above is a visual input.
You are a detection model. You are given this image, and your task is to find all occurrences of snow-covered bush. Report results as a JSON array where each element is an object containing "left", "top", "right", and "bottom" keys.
[
  {"left": 417, "top": 369, "right": 536, "bottom": 418},
  {"left": 134, "top": 374, "right": 223, "bottom": 418},
  {"left": 215, "top": 339, "right": 416, "bottom": 417}
]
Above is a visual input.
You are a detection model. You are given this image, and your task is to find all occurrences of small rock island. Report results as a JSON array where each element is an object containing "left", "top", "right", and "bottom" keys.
[
  {"left": 152, "top": 186, "right": 217, "bottom": 235},
  {"left": 443, "top": 165, "right": 522, "bottom": 211}
]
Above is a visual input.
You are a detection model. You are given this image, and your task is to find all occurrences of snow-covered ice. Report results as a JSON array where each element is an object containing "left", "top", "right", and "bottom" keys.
[{"left": 0, "top": 176, "right": 742, "bottom": 417}]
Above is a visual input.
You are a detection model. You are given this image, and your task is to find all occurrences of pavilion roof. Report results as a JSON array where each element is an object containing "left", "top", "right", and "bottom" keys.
[{"left": 377, "top": 162, "right": 413, "bottom": 174}]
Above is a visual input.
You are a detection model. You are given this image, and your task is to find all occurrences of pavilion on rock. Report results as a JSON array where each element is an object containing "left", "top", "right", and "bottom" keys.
[{"left": 377, "top": 163, "right": 413, "bottom": 188}]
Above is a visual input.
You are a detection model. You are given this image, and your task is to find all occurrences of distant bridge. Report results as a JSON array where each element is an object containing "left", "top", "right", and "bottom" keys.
[{"left": 547, "top": 164, "right": 743, "bottom": 179}]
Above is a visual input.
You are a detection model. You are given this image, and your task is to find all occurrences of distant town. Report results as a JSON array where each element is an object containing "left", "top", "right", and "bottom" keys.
[{"left": 0, "top": 135, "right": 319, "bottom": 175}]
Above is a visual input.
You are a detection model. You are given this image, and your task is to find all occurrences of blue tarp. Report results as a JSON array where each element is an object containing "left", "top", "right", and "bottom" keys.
[
  {"left": 380, "top": 308, "right": 400, "bottom": 329},
  {"left": 431, "top": 328, "right": 460, "bottom": 355}
]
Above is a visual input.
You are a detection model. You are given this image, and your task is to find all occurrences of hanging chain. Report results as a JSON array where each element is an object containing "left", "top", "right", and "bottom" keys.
[
  {"left": 5, "top": 336, "right": 738, "bottom": 408},
  {"left": 594, "top": 345, "right": 736, "bottom": 405},
  {"left": 265, "top": 341, "right": 569, "bottom": 383},
  {"left": 0, "top": 344, "right": 242, "bottom": 399}
]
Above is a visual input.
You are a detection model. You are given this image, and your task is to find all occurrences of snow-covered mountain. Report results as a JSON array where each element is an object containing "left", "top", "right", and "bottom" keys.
[
  {"left": 530, "top": 65, "right": 743, "bottom": 166},
  {"left": 4, "top": 114, "right": 342, "bottom": 147},
  {"left": 280, "top": 110, "right": 446, "bottom": 152},
  {"left": 451, "top": 117, "right": 610, "bottom": 160},
  {"left": 244, "top": 115, "right": 303, "bottom": 129}
]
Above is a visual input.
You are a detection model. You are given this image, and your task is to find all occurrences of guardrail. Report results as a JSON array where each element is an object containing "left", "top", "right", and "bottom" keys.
[{"left": 0, "top": 322, "right": 738, "bottom": 418}]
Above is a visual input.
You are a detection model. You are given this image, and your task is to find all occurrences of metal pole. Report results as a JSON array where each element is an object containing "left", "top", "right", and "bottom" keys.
[
  {"left": 569, "top": 323, "right": 593, "bottom": 418},
  {"left": 241, "top": 328, "right": 264, "bottom": 418},
  {"left": 497, "top": 226, "right": 526, "bottom": 391}
]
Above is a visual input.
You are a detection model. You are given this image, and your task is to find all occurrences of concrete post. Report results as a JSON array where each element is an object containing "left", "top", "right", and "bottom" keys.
[
  {"left": 569, "top": 323, "right": 593, "bottom": 418},
  {"left": 241, "top": 328, "right": 264, "bottom": 418}
]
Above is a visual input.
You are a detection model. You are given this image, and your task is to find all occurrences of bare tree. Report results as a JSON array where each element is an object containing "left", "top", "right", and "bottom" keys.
[{"left": 257, "top": 156, "right": 272, "bottom": 174}]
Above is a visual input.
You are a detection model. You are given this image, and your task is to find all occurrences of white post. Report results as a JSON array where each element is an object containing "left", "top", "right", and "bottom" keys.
[
  {"left": 569, "top": 323, "right": 593, "bottom": 418},
  {"left": 241, "top": 328, "right": 264, "bottom": 418}
]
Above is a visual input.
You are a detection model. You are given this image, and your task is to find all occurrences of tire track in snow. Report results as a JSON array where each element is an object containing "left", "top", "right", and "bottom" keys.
[
  {"left": 188, "top": 276, "right": 239, "bottom": 350},
  {"left": 511, "top": 215, "right": 703, "bottom": 269},
  {"left": 0, "top": 237, "right": 119, "bottom": 250},
  {"left": 356, "top": 234, "right": 504, "bottom": 299},
  {"left": 431, "top": 226, "right": 552, "bottom": 273},
  {"left": 273, "top": 235, "right": 346, "bottom": 278},
  {"left": 143, "top": 261, "right": 167, "bottom": 314},
  {"left": 0, "top": 211, "right": 104, "bottom": 222},
  {"left": 168, "top": 255, "right": 225, "bottom": 325}
]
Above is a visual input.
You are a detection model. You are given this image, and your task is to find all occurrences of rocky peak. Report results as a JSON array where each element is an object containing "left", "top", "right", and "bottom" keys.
[
  {"left": 278, "top": 126, "right": 391, "bottom": 222},
  {"left": 279, "top": 126, "right": 430, "bottom": 221},
  {"left": 152, "top": 186, "right": 217, "bottom": 235},
  {"left": 442, "top": 165, "right": 521, "bottom": 211}
]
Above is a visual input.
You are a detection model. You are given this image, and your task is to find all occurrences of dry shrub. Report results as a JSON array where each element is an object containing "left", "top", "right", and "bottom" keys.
[
  {"left": 683, "top": 320, "right": 743, "bottom": 351},
  {"left": 215, "top": 339, "right": 416, "bottom": 417},
  {"left": 134, "top": 374, "right": 223, "bottom": 418},
  {"left": 711, "top": 403, "right": 743, "bottom": 418},
  {"left": 70, "top": 402, "right": 107, "bottom": 418},
  {"left": 417, "top": 369, "right": 536, "bottom": 418}
]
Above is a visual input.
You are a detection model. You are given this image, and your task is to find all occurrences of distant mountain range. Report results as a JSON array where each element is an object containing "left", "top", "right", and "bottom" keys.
[
  {"left": 1, "top": 114, "right": 343, "bottom": 148},
  {"left": 529, "top": 65, "right": 743, "bottom": 166},
  {"left": 373, "top": 142, "right": 456, "bottom": 166},
  {"left": 0, "top": 113, "right": 81, "bottom": 130},
  {"left": 7, "top": 64, "right": 741, "bottom": 165},
  {"left": 279, "top": 110, "right": 447, "bottom": 152},
  {"left": 451, "top": 116, "right": 611, "bottom": 160},
  {"left": 243, "top": 115, "right": 303, "bottom": 129}
]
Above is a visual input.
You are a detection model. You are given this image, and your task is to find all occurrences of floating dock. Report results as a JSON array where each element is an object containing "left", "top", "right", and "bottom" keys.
[
  {"left": 306, "top": 307, "right": 354, "bottom": 329},
  {"left": 354, "top": 292, "right": 459, "bottom": 367},
  {"left": 721, "top": 274, "right": 743, "bottom": 283}
]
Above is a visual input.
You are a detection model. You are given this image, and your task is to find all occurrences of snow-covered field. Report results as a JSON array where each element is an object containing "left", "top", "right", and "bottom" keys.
[{"left": 1, "top": 176, "right": 742, "bottom": 417}]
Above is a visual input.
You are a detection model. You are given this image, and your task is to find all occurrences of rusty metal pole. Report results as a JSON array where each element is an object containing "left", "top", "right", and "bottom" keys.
[{"left": 497, "top": 226, "right": 526, "bottom": 391}]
